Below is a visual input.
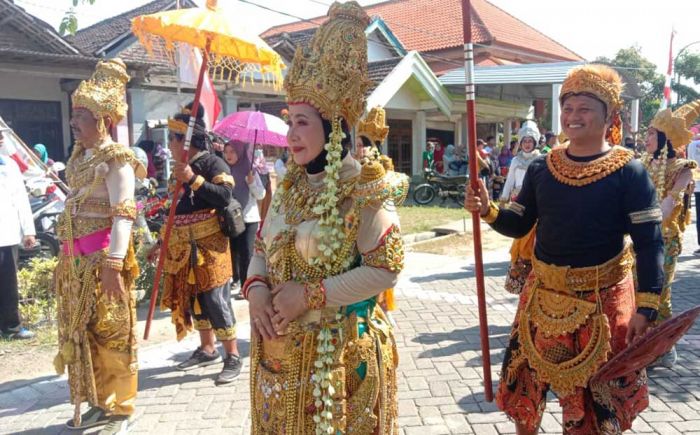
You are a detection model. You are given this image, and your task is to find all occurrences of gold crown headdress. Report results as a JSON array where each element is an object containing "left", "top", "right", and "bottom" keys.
[
  {"left": 560, "top": 64, "right": 624, "bottom": 114},
  {"left": 72, "top": 58, "right": 130, "bottom": 125},
  {"left": 650, "top": 99, "right": 700, "bottom": 147},
  {"left": 284, "top": 1, "right": 370, "bottom": 126},
  {"left": 358, "top": 106, "right": 390, "bottom": 144}
]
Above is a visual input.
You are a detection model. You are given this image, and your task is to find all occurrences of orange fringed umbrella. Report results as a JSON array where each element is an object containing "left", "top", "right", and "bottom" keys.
[
  {"left": 132, "top": 0, "right": 285, "bottom": 340},
  {"left": 131, "top": 0, "right": 284, "bottom": 86}
]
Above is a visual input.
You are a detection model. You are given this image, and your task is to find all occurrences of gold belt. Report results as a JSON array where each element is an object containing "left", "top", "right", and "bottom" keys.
[
  {"left": 532, "top": 245, "right": 634, "bottom": 293},
  {"left": 168, "top": 216, "right": 221, "bottom": 246}
]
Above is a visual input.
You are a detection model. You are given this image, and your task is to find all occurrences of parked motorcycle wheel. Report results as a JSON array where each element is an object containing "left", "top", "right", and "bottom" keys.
[{"left": 413, "top": 184, "right": 436, "bottom": 205}]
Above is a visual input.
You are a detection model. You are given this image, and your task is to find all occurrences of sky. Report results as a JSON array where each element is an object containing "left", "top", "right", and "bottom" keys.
[{"left": 15, "top": 0, "right": 700, "bottom": 77}]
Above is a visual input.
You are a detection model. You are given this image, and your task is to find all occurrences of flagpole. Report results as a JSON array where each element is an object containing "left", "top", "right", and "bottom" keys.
[
  {"left": 460, "top": 0, "right": 493, "bottom": 402},
  {"left": 144, "top": 37, "right": 212, "bottom": 340}
]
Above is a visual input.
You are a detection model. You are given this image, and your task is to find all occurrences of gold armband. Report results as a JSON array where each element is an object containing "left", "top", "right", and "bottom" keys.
[
  {"left": 110, "top": 199, "right": 137, "bottom": 220},
  {"left": 212, "top": 172, "right": 235, "bottom": 187},
  {"left": 481, "top": 201, "right": 500, "bottom": 224},
  {"left": 361, "top": 224, "right": 404, "bottom": 273},
  {"left": 190, "top": 175, "right": 205, "bottom": 191},
  {"left": 636, "top": 291, "right": 660, "bottom": 310},
  {"left": 304, "top": 281, "right": 327, "bottom": 310},
  {"left": 103, "top": 257, "right": 124, "bottom": 271}
]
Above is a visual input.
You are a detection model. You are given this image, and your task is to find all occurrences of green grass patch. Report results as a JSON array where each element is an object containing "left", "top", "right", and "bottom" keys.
[{"left": 398, "top": 205, "right": 470, "bottom": 234}]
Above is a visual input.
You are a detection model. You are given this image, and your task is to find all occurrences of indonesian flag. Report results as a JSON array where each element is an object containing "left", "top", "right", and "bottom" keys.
[
  {"left": 661, "top": 30, "right": 676, "bottom": 110},
  {"left": 178, "top": 43, "right": 222, "bottom": 130}
]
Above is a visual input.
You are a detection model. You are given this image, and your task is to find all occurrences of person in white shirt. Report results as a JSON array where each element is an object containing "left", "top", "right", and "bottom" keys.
[
  {"left": 686, "top": 134, "right": 700, "bottom": 255},
  {"left": 223, "top": 141, "right": 266, "bottom": 297},
  {"left": 0, "top": 128, "right": 36, "bottom": 340},
  {"left": 274, "top": 149, "right": 289, "bottom": 180}
]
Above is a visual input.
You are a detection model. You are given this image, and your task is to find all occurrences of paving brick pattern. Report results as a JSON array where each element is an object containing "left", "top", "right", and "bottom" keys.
[{"left": 1, "top": 218, "right": 699, "bottom": 434}]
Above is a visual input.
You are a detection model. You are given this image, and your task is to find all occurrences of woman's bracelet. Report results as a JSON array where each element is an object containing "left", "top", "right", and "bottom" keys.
[
  {"left": 304, "top": 281, "right": 327, "bottom": 310},
  {"left": 103, "top": 257, "right": 124, "bottom": 272},
  {"left": 242, "top": 275, "right": 269, "bottom": 300}
]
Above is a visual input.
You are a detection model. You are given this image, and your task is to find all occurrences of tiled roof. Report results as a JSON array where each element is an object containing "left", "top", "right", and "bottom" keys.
[
  {"left": 67, "top": 0, "right": 196, "bottom": 56},
  {"left": 0, "top": 0, "right": 80, "bottom": 55},
  {"left": 262, "top": 0, "right": 581, "bottom": 61},
  {"left": 367, "top": 57, "right": 403, "bottom": 95}
]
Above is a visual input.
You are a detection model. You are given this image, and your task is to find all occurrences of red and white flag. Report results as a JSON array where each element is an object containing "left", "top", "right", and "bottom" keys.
[
  {"left": 178, "top": 43, "right": 222, "bottom": 129},
  {"left": 661, "top": 29, "right": 676, "bottom": 110}
]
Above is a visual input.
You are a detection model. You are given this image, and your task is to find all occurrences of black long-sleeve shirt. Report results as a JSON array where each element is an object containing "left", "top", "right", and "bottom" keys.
[
  {"left": 176, "top": 151, "right": 233, "bottom": 215},
  {"left": 490, "top": 150, "right": 664, "bottom": 301}
]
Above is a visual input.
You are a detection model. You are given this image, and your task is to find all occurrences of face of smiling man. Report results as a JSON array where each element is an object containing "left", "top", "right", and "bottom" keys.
[{"left": 561, "top": 94, "right": 610, "bottom": 148}]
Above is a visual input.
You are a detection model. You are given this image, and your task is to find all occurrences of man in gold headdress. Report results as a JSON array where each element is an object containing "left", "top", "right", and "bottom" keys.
[
  {"left": 54, "top": 58, "right": 144, "bottom": 434},
  {"left": 641, "top": 100, "right": 699, "bottom": 367},
  {"left": 466, "top": 64, "right": 665, "bottom": 434}
]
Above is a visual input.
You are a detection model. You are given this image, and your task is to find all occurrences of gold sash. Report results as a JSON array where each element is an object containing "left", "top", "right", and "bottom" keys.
[{"left": 516, "top": 248, "right": 633, "bottom": 397}]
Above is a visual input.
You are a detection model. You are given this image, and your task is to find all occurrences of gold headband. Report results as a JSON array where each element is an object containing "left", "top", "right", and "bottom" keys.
[
  {"left": 650, "top": 99, "right": 700, "bottom": 147},
  {"left": 560, "top": 64, "right": 624, "bottom": 113},
  {"left": 358, "top": 106, "right": 389, "bottom": 144},
  {"left": 168, "top": 118, "right": 188, "bottom": 135}
]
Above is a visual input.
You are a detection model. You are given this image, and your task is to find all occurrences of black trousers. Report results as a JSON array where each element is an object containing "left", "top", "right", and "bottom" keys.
[
  {"left": 230, "top": 222, "right": 259, "bottom": 285},
  {"left": 190, "top": 281, "right": 237, "bottom": 341},
  {"left": 695, "top": 192, "right": 700, "bottom": 245},
  {"left": 0, "top": 245, "right": 20, "bottom": 332}
]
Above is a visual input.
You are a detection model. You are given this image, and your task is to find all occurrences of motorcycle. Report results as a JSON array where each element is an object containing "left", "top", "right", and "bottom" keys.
[{"left": 412, "top": 167, "right": 468, "bottom": 205}]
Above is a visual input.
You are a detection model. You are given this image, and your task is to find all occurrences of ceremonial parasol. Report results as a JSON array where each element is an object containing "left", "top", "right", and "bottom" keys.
[
  {"left": 131, "top": 0, "right": 285, "bottom": 340},
  {"left": 213, "top": 111, "right": 289, "bottom": 148},
  {"left": 461, "top": 0, "right": 493, "bottom": 401}
]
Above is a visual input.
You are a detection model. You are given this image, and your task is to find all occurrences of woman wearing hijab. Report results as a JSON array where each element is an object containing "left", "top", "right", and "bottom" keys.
[{"left": 222, "top": 141, "right": 266, "bottom": 297}]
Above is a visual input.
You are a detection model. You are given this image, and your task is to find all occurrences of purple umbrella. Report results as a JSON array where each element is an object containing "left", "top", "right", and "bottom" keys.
[{"left": 212, "top": 111, "right": 288, "bottom": 148}]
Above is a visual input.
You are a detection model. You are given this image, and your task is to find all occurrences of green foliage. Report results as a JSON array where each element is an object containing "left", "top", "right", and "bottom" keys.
[
  {"left": 673, "top": 52, "right": 700, "bottom": 106},
  {"left": 133, "top": 228, "right": 162, "bottom": 305},
  {"left": 59, "top": 0, "right": 97, "bottom": 36},
  {"left": 17, "top": 257, "right": 58, "bottom": 326},
  {"left": 595, "top": 46, "right": 664, "bottom": 126}
]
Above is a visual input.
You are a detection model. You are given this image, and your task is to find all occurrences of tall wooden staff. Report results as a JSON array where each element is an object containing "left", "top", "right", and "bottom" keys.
[{"left": 461, "top": 0, "right": 493, "bottom": 402}]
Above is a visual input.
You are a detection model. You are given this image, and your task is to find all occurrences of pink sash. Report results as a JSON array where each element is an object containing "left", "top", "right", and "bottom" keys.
[{"left": 61, "top": 229, "right": 111, "bottom": 256}]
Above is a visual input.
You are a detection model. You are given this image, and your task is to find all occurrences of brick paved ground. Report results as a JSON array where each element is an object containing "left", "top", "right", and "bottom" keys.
[{"left": 1, "top": 217, "right": 699, "bottom": 434}]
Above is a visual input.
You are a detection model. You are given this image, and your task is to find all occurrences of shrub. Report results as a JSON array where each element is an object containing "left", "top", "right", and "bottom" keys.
[{"left": 17, "top": 257, "right": 58, "bottom": 326}]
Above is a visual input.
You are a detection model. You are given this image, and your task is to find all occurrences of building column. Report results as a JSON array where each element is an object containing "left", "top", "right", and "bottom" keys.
[
  {"left": 223, "top": 95, "right": 239, "bottom": 116},
  {"left": 460, "top": 113, "right": 469, "bottom": 145},
  {"left": 630, "top": 99, "right": 640, "bottom": 133},
  {"left": 412, "top": 110, "right": 426, "bottom": 176},
  {"left": 504, "top": 118, "right": 513, "bottom": 148},
  {"left": 551, "top": 83, "right": 562, "bottom": 134},
  {"left": 127, "top": 87, "right": 147, "bottom": 144}
]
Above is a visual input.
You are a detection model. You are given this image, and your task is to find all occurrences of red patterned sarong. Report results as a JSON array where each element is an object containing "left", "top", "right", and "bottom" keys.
[{"left": 496, "top": 273, "right": 649, "bottom": 434}]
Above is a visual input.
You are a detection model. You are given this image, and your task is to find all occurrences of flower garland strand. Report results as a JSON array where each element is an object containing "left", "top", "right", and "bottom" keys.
[
  {"left": 312, "top": 316, "right": 342, "bottom": 434},
  {"left": 312, "top": 117, "right": 348, "bottom": 272}
]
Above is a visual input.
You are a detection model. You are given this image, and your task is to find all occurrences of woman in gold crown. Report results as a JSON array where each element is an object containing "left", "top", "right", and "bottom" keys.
[
  {"left": 54, "top": 58, "right": 145, "bottom": 434},
  {"left": 641, "top": 100, "right": 699, "bottom": 367},
  {"left": 244, "top": 2, "right": 405, "bottom": 433}
]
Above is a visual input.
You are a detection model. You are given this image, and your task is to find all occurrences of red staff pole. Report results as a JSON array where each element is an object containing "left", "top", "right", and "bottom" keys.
[
  {"left": 144, "top": 38, "right": 212, "bottom": 340},
  {"left": 460, "top": 0, "right": 493, "bottom": 402}
]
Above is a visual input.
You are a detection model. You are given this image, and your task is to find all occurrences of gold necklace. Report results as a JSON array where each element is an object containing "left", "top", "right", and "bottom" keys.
[{"left": 546, "top": 145, "right": 632, "bottom": 187}]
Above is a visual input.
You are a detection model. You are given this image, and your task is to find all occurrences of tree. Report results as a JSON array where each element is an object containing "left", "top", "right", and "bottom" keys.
[
  {"left": 59, "top": 0, "right": 96, "bottom": 36},
  {"left": 673, "top": 52, "right": 700, "bottom": 106},
  {"left": 595, "top": 46, "right": 665, "bottom": 127}
]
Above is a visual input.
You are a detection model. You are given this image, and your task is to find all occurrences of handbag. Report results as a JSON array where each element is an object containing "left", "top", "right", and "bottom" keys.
[{"left": 218, "top": 195, "right": 246, "bottom": 238}]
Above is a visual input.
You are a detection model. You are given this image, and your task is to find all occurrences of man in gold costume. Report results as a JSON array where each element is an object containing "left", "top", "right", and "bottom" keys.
[
  {"left": 243, "top": 2, "right": 409, "bottom": 433},
  {"left": 54, "top": 58, "right": 145, "bottom": 434},
  {"left": 641, "top": 99, "right": 699, "bottom": 367},
  {"left": 466, "top": 65, "right": 665, "bottom": 434}
]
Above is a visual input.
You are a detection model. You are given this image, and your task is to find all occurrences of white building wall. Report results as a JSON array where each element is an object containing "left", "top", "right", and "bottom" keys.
[
  {"left": 0, "top": 71, "right": 71, "bottom": 156},
  {"left": 130, "top": 88, "right": 194, "bottom": 144},
  {"left": 367, "top": 32, "right": 395, "bottom": 62}
]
